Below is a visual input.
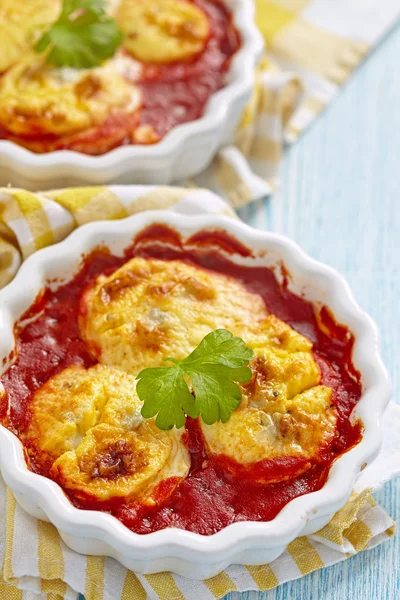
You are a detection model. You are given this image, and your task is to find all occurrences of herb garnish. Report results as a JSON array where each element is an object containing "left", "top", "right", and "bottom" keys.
[
  {"left": 136, "top": 329, "right": 254, "bottom": 430},
  {"left": 35, "top": 0, "right": 123, "bottom": 69}
]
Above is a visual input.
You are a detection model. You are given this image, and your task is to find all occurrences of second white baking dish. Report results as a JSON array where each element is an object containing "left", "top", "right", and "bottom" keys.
[{"left": 0, "top": 0, "right": 263, "bottom": 190}]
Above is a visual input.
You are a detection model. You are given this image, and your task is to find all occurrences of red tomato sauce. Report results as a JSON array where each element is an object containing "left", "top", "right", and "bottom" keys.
[
  {"left": 0, "top": 226, "right": 362, "bottom": 535},
  {"left": 0, "top": 0, "right": 240, "bottom": 155}
]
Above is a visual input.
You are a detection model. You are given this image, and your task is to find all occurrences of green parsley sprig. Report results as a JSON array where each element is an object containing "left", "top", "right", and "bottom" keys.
[
  {"left": 136, "top": 329, "right": 254, "bottom": 430},
  {"left": 35, "top": 0, "right": 123, "bottom": 69}
]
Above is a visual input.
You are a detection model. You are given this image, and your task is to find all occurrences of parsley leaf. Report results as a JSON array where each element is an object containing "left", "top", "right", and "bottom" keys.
[
  {"left": 184, "top": 364, "right": 252, "bottom": 424},
  {"left": 136, "top": 330, "right": 254, "bottom": 430},
  {"left": 61, "top": 0, "right": 106, "bottom": 18},
  {"left": 183, "top": 328, "right": 254, "bottom": 368},
  {"left": 35, "top": 0, "right": 123, "bottom": 69},
  {"left": 137, "top": 366, "right": 195, "bottom": 431}
]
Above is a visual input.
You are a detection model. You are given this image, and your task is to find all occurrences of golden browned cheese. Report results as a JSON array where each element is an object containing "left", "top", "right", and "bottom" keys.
[
  {"left": 0, "top": 0, "right": 60, "bottom": 73},
  {"left": 117, "top": 0, "right": 210, "bottom": 64},
  {"left": 79, "top": 257, "right": 269, "bottom": 373},
  {"left": 23, "top": 365, "right": 189, "bottom": 503},
  {"left": 200, "top": 317, "right": 337, "bottom": 479},
  {"left": 80, "top": 257, "right": 337, "bottom": 482},
  {"left": 200, "top": 387, "right": 337, "bottom": 480},
  {"left": 0, "top": 57, "right": 140, "bottom": 137}
]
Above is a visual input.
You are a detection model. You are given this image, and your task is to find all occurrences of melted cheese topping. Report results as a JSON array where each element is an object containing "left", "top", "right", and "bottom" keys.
[
  {"left": 0, "top": 57, "right": 140, "bottom": 137},
  {"left": 117, "top": 0, "right": 210, "bottom": 64},
  {"left": 80, "top": 258, "right": 338, "bottom": 484},
  {"left": 241, "top": 315, "right": 321, "bottom": 401},
  {"left": 201, "top": 387, "right": 336, "bottom": 481},
  {"left": 24, "top": 364, "right": 189, "bottom": 503},
  {"left": 200, "top": 315, "right": 337, "bottom": 481},
  {"left": 0, "top": 0, "right": 60, "bottom": 73},
  {"left": 79, "top": 257, "right": 269, "bottom": 373}
]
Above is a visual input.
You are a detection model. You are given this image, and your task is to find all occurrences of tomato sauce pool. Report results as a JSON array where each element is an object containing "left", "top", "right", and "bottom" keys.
[{"left": 0, "top": 226, "right": 362, "bottom": 535}]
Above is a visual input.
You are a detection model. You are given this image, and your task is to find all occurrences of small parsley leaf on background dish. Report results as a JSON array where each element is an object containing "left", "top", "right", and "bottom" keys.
[
  {"left": 35, "top": 0, "right": 123, "bottom": 69},
  {"left": 136, "top": 329, "right": 254, "bottom": 430}
]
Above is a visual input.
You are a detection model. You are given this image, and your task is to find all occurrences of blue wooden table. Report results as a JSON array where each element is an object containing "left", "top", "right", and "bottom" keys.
[{"left": 233, "top": 21, "right": 400, "bottom": 600}]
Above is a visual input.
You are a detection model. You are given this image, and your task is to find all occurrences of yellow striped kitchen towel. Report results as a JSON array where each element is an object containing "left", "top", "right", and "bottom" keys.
[
  {"left": 0, "top": 186, "right": 236, "bottom": 289},
  {"left": 0, "top": 476, "right": 395, "bottom": 600},
  {"left": 198, "top": 0, "right": 400, "bottom": 205}
]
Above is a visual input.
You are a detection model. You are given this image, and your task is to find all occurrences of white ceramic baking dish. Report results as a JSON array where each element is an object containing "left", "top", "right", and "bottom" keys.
[
  {"left": 0, "top": 0, "right": 263, "bottom": 190},
  {"left": 0, "top": 209, "right": 391, "bottom": 580}
]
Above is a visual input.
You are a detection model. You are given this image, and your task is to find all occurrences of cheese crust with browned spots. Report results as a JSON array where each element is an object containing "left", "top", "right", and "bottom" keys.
[
  {"left": 79, "top": 257, "right": 338, "bottom": 483},
  {"left": 23, "top": 364, "right": 190, "bottom": 503},
  {"left": 79, "top": 257, "right": 269, "bottom": 373}
]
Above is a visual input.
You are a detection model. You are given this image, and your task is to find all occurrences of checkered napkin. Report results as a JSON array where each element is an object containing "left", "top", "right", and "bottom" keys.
[
  {"left": 0, "top": 186, "right": 399, "bottom": 600},
  {"left": 194, "top": 0, "right": 400, "bottom": 204}
]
